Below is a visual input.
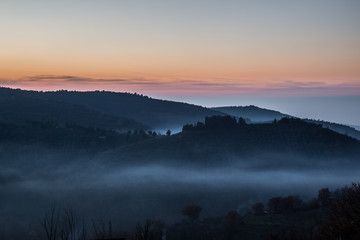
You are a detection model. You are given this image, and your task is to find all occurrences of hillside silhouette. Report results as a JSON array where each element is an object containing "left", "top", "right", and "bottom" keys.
[
  {"left": 0, "top": 87, "right": 148, "bottom": 131},
  {"left": 104, "top": 116, "right": 360, "bottom": 164},
  {"left": 1, "top": 87, "right": 359, "bottom": 141},
  {"left": 0, "top": 121, "right": 154, "bottom": 150},
  {"left": 213, "top": 105, "right": 360, "bottom": 140},
  {"left": 1, "top": 114, "right": 359, "bottom": 163},
  {"left": 0, "top": 87, "right": 223, "bottom": 129},
  {"left": 304, "top": 118, "right": 360, "bottom": 140},
  {"left": 212, "top": 105, "right": 289, "bottom": 122}
]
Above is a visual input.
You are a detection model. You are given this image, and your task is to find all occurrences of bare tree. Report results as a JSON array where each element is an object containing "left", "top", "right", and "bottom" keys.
[
  {"left": 135, "top": 219, "right": 153, "bottom": 240},
  {"left": 41, "top": 204, "right": 87, "bottom": 240},
  {"left": 92, "top": 219, "right": 113, "bottom": 240},
  {"left": 78, "top": 221, "right": 87, "bottom": 240},
  {"left": 41, "top": 203, "right": 59, "bottom": 240},
  {"left": 60, "top": 207, "right": 86, "bottom": 240}
]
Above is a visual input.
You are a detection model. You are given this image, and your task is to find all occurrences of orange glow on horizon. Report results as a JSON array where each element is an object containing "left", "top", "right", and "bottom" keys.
[{"left": 1, "top": 1, "right": 359, "bottom": 96}]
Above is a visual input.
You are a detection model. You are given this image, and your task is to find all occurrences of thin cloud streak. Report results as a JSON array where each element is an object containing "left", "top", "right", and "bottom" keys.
[{"left": 1, "top": 75, "right": 359, "bottom": 97}]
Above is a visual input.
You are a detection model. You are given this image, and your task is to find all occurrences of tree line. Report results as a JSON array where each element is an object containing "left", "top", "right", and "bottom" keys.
[{"left": 36, "top": 182, "right": 360, "bottom": 240}]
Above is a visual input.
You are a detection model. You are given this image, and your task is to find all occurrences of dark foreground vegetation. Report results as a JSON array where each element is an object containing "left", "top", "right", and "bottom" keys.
[
  {"left": 21, "top": 182, "right": 359, "bottom": 240},
  {"left": 169, "top": 183, "right": 360, "bottom": 240}
]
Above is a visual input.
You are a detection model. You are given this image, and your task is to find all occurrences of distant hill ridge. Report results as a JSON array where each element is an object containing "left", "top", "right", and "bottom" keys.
[
  {"left": 212, "top": 105, "right": 289, "bottom": 122},
  {"left": 0, "top": 87, "right": 148, "bottom": 131},
  {"left": 304, "top": 119, "right": 360, "bottom": 141},
  {"left": 0, "top": 87, "right": 224, "bottom": 129},
  {"left": 106, "top": 116, "right": 360, "bottom": 164},
  {"left": 0, "top": 114, "right": 359, "bottom": 161},
  {"left": 212, "top": 105, "right": 360, "bottom": 140},
  {"left": 1, "top": 87, "right": 359, "bottom": 140}
]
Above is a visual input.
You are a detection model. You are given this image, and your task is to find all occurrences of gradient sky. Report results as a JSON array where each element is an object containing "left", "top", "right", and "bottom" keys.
[{"left": 1, "top": 1, "right": 360, "bottom": 124}]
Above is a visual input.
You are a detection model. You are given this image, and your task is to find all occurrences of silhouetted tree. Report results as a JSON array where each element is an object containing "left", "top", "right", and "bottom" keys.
[
  {"left": 166, "top": 130, "right": 171, "bottom": 136},
  {"left": 182, "top": 124, "right": 193, "bottom": 131},
  {"left": 41, "top": 204, "right": 59, "bottom": 240},
  {"left": 181, "top": 204, "right": 202, "bottom": 221},
  {"left": 40, "top": 205, "right": 87, "bottom": 240},
  {"left": 318, "top": 188, "right": 331, "bottom": 207},
  {"left": 135, "top": 219, "right": 153, "bottom": 240},
  {"left": 196, "top": 122, "right": 205, "bottom": 129},
  {"left": 92, "top": 219, "right": 113, "bottom": 240},
  {"left": 205, "top": 115, "right": 237, "bottom": 129},
  {"left": 252, "top": 202, "right": 265, "bottom": 215},
  {"left": 268, "top": 197, "right": 282, "bottom": 214},
  {"left": 279, "top": 195, "right": 304, "bottom": 214},
  {"left": 238, "top": 117, "right": 246, "bottom": 125},
  {"left": 317, "top": 183, "right": 360, "bottom": 239},
  {"left": 267, "top": 225, "right": 312, "bottom": 240},
  {"left": 59, "top": 207, "right": 87, "bottom": 240},
  {"left": 150, "top": 219, "right": 165, "bottom": 240},
  {"left": 59, "top": 208, "right": 76, "bottom": 240},
  {"left": 139, "top": 130, "right": 147, "bottom": 137},
  {"left": 222, "top": 210, "right": 241, "bottom": 240},
  {"left": 268, "top": 196, "right": 303, "bottom": 214},
  {"left": 307, "top": 198, "right": 320, "bottom": 209}
]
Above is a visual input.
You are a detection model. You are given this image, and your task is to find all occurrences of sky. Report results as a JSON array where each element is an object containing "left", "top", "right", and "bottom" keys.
[{"left": 0, "top": 0, "right": 360, "bottom": 125}]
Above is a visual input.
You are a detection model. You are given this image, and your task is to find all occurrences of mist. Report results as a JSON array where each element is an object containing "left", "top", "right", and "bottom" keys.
[{"left": 1, "top": 145, "right": 359, "bottom": 239}]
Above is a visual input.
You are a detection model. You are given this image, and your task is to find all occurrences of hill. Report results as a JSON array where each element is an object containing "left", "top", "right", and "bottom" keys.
[
  {"left": 0, "top": 87, "right": 148, "bottom": 131},
  {"left": 304, "top": 119, "right": 360, "bottom": 140},
  {"left": 1, "top": 115, "right": 358, "bottom": 163},
  {"left": 0, "top": 87, "right": 223, "bottom": 129},
  {"left": 106, "top": 116, "right": 360, "bottom": 164},
  {"left": 212, "top": 105, "right": 289, "bottom": 122},
  {"left": 1, "top": 87, "right": 359, "bottom": 139},
  {"left": 213, "top": 105, "right": 360, "bottom": 140},
  {"left": 0, "top": 121, "right": 153, "bottom": 150},
  {"left": 350, "top": 125, "right": 360, "bottom": 131}
]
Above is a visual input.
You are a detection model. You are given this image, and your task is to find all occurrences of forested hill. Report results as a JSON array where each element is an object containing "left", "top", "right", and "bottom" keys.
[
  {"left": 304, "top": 119, "right": 360, "bottom": 140},
  {"left": 1, "top": 87, "right": 359, "bottom": 139},
  {"left": 0, "top": 87, "right": 148, "bottom": 131},
  {"left": 0, "top": 121, "right": 155, "bottom": 150},
  {"left": 1, "top": 115, "right": 358, "bottom": 161},
  {"left": 211, "top": 105, "right": 289, "bottom": 122},
  {"left": 0, "top": 87, "right": 223, "bottom": 129},
  {"left": 107, "top": 116, "right": 360, "bottom": 163},
  {"left": 212, "top": 105, "right": 360, "bottom": 140}
]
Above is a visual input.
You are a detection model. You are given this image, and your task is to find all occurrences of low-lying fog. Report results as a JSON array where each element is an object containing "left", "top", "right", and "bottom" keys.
[{"left": 0, "top": 147, "right": 359, "bottom": 238}]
